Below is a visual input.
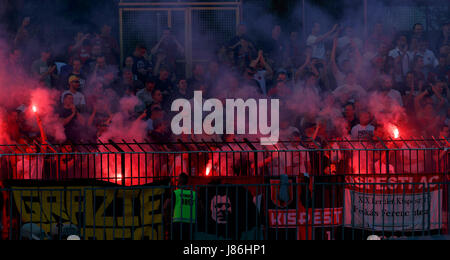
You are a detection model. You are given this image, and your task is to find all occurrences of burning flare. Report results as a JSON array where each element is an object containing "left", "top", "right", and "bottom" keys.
[
  {"left": 389, "top": 124, "right": 400, "bottom": 139},
  {"left": 393, "top": 128, "right": 400, "bottom": 139},
  {"left": 32, "top": 106, "right": 37, "bottom": 113},
  {"left": 205, "top": 160, "right": 213, "bottom": 176}
]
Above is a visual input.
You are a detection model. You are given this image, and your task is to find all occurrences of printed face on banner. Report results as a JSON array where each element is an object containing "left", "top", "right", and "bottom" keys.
[{"left": 210, "top": 195, "right": 232, "bottom": 224}]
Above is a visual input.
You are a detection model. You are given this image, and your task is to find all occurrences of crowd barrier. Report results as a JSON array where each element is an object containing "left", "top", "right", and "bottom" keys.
[
  {"left": 0, "top": 139, "right": 448, "bottom": 185},
  {"left": 0, "top": 139, "right": 447, "bottom": 240},
  {"left": 0, "top": 178, "right": 448, "bottom": 240}
]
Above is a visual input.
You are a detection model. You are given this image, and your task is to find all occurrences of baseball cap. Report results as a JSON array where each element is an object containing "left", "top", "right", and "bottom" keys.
[{"left": 68, "top": 75, "right": 81, "bottom": 84}]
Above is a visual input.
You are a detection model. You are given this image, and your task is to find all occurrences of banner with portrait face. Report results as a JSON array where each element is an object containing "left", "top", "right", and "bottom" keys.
[{"left": 188, "top": 176, "right": 264, "bottom": 240}]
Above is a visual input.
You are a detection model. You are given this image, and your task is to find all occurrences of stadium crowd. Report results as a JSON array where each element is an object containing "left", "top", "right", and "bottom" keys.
[
  {"left": 1, "top": 19, "right": 449, "bottom": 152},
  {"left": 0, "top": 16, "right": 449, "bottom": 244}
]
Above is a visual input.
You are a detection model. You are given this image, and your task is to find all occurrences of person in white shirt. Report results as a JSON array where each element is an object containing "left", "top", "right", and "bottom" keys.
[
  {"left": 402, "top": 37, "right": 420, "bottom": 76},
  {"left": 380, "top": 75, "right": 404, "bottom": 107},
  {"left": 61, "top": 75, "right": 87, "bottom": 111},
  {"left": 351, "top": 111, "right": 375, "bottom": 140},
  {"left": 337, "top": 26, "right": 363, "bottom": 67},
  {"left": 136, "top": 78, "right": 155, "bottom": 108},
  {"left": 388, "top": 34, "right": 409, "bottom": 60},
  {"left": 415, "top": 40, "right": 439, "bottom": 77},
  {"left": 306, "top": 22, "right": 338, "bottom": 60},
  {"left": 330, "top": 37, "right": 363, "bottom": 88},
  {"left": 389, "top": 34, "right": 410, "bottom": 80},
  {"left": 419, "top": 40, "right": 439, "bottom": 66}
]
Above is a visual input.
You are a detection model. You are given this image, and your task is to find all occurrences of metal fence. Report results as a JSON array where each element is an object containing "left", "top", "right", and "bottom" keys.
[
  {"left": 0, "top": 138, "right": 448, "bottom": 185},
  {"left": 0, "top": 138, "right": 447, "bottom": 240},
  {"left": 0, "top": 181, "right": 448, "bottom": 240},
  {"left": 119, "top": 0, "right": 242, "bottom": 78},
  {"left": 301, "top": 0, "right": 450, "bottom": 38}
]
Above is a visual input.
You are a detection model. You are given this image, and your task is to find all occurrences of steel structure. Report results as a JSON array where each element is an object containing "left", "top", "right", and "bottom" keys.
[
  {"left": 0, "top": 138, "right": 448, "bottom": 185},
  {"left": 0, "top": 138, "right": 448, "bottom": 240},
  {"left": 0, "top": 181, "right": 448, "bottom": 240},
  {"left": 118, "top": 0, "right": 242, "bottom": 78}
]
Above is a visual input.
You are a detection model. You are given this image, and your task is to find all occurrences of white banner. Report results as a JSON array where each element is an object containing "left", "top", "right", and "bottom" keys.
[{"left": 344, "top": 175, "right": 445, "bottom": 231}]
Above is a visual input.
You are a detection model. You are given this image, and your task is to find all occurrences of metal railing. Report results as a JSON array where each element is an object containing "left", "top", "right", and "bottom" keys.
[
  {"left": 0, "top": 138, "right": 447, "bottom": 240},
  {"left": 0, "top": 138, "right": 448, "bottom": 185},
  {"left": 0, "top": 180, "right": 448, "bottom": 240}
]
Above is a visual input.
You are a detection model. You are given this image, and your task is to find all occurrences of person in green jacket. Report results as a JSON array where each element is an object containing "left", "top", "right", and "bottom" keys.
[{"left": 165, "top": 173, "right": 197, "bottom": 240}]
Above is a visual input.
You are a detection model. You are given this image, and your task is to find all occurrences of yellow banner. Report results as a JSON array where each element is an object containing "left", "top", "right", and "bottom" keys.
[{"left": 12, "top": 187, "right": 166, "bottom": 240}]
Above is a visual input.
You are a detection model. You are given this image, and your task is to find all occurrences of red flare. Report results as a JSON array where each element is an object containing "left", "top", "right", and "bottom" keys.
[
  {"left": 389, "top": 124, "right": 400, "bottom": 139},
  {"left": 205, "top": 160, "right": 212, "bottom": 176},
  {"left": 393, "top": 128, "right": 400, "bottom": 139}
]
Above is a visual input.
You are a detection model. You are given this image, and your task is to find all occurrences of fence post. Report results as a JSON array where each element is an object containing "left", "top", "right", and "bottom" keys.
[{"left": 109, "top": 140, "right": 126, "bottom": 186}]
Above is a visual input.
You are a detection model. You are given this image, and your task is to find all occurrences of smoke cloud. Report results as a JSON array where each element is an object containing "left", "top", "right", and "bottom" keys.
[{"left": 0, "top": 0, "right": 447, "bottom": 147}]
